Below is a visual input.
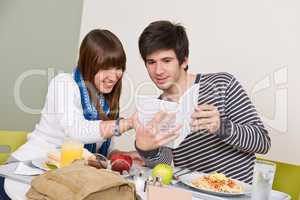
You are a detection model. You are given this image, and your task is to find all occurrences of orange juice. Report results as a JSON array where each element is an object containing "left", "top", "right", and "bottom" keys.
[{"left": 60, "top": 140, "right": 83, "bottom": 167}]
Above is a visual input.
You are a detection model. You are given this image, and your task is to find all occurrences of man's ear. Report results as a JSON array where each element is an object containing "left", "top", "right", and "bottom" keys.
[{"left": 181, "top": 57, "right": 189, "bottom": 70}]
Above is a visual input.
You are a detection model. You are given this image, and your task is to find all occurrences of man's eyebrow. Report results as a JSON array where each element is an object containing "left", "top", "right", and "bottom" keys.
[
  {"left": 161, "top": 57, "right": 175, "bottom": 60},
  {"left": 146, "top": 58, "right": 155, "bottom": 62},
  {"left": 146, "top": 56, "right": 175, "bottom": 62}
]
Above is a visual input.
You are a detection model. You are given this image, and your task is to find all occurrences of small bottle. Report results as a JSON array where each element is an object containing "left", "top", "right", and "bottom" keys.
[
  {"left": 153, "top": 176, "right": 163, "bottom": 187},
  {"left": 134, "top": 171, "right": 145, "bottom": 192},
  {"left": 144, "top": 176, "right": 154, "bottom": 192}
]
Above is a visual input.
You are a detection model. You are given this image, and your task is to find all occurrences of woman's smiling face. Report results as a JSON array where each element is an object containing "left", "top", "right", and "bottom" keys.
[{"left": 94, "top": 68, "right": 123, "bottom": 94}]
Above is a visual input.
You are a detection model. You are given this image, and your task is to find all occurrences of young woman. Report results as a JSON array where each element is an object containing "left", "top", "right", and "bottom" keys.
[{"left": 12, "top": 29, "right": 141, "bottom": 162}]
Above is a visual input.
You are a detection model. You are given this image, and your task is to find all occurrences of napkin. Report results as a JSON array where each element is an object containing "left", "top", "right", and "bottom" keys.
[
  {"left": 147, "top": 185, "right": 192, "bottom": 200},
  {"left": 14, "top": 162, "right": 44, "bottom": 176}
]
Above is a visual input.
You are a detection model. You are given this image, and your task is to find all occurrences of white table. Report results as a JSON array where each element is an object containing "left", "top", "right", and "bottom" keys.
[
  {"left": 4, "top": 177, "right": 291, "bottom": 200},
  {"left": 4, "top": 178, "right": 29, "bottom": 200}
]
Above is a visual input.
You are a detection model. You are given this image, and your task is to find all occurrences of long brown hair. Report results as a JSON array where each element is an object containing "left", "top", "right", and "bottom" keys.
[{"left": 77, "top": 29, "right": 126, "bottom": 120}]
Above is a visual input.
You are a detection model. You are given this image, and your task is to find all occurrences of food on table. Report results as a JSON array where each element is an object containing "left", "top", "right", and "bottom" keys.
[
  {"left": 191, "top": 172, "right": 243, "bottom": 193},
  {"left": 44, "top": 151, "right": 60, "bottom": 169},
  {"left": 44, "top": 149, "right": 95, "bottom": 169},
  {"left": 110, "top": 154, "right": 133, "bottom": 173},
  {"left": 151, "top": 163, "right": 173, "bottom": 185}
]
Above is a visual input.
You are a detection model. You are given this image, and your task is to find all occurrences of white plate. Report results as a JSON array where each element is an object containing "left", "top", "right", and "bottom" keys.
[
  {"left": 32, "top": 159, "right": 141, "bottom": 176},
  {"left": 119, "top": 164, "right": 141, "bottom": 178},
  {"left": 31, "top": 158, "right": 51, "bottom": 171},
  {"left": 178, "top": 172, "right": 251, "bottom": 197}
]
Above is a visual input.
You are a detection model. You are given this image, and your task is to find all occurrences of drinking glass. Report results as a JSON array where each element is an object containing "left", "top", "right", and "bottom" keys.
[
  {"left": 60, "top": 139, "right": 83, "bottom": 167},
  {"left": 251, "top": 160, "right": 276, "bottom": 200}
]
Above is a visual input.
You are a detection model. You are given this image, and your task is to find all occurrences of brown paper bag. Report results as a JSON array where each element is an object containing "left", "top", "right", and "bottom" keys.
[{"left": 26, "top": 161, "right": 137, "bottom": 200}]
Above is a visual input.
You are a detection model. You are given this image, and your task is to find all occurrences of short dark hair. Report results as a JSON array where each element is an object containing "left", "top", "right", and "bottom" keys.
[{"left": 138, "top": 20, "right": 189, "bottom": 70}]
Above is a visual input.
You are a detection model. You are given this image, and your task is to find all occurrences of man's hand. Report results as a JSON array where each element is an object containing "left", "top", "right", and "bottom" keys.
[
  {"left": 190, "top": 104, "right": 220, "bottom": 134},
  {"left": 134, "top": 112, "right": 181, "bottom": 151},
  {"left": 124, "top": 151, "right": 145, "bottom": 166}
]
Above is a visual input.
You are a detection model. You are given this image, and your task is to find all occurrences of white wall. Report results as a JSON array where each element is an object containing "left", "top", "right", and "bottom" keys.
[{"left": 80, "top": 0, "right": 300, "bottom": 165}]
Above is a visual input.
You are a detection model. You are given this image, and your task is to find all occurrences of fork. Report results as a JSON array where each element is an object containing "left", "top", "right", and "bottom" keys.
[{"left": 173, "top": 168, "right": 192, "bottom": 180}]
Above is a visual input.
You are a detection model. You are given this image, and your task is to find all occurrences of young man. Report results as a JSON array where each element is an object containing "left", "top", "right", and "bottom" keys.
[{"left": 134, "top": 20, "right": 271, "bottom": 184}]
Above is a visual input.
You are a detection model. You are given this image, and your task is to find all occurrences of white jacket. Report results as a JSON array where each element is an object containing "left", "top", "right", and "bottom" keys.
[{"left": 12, "top": 73, "right": 113, "bottom": 161}]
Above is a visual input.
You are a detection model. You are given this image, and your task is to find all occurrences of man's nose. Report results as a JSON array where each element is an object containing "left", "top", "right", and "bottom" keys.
[{"left": 154, "top": 63, "right": 164, "bottom": 75}]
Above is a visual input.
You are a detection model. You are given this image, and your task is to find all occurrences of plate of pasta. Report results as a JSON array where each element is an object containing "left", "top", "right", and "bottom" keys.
[{"left": 178, "top": 172, "right": 251, "bottom": 197}]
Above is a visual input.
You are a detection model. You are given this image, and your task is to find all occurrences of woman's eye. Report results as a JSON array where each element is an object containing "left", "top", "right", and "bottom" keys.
[
  {"left": 117, "top": 70, "right": 123, "bottom": 76},
  {"left": 110, "top": 68, "right": 122, "bottom": 73}
]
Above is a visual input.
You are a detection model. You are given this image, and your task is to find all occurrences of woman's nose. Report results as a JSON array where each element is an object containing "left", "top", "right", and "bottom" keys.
[{"left": 109, "top": 69, "right": 121, "bottom": 81}]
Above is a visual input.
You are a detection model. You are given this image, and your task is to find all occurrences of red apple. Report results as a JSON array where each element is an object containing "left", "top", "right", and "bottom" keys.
[{"left": 110, "top": 154, "right": 133, "bottom": 173}]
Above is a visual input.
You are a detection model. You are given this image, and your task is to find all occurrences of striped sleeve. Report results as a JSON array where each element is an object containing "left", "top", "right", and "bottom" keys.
[
  {"left": 216, "top": 75, "right": 271, "bottom": 154},
  {"left": 135, "top": 142, "right": 173, "bottom": 168}
]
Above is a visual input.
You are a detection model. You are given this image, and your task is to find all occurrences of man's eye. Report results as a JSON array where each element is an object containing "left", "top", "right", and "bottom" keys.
[
  {"left": 163, "top": 59, "right": 171, "bottom": 63},
  {"left": 147, "top": 61, "right": 155, "bottom": 65}
]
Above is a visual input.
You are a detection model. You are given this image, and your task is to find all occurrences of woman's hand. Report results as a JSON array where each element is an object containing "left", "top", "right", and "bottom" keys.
[
  {"left": 99, "top": 115, "right": 135, "bottom": 139},
  {"left": 134, "top": 112, "right": 182, "bottom": 151}
]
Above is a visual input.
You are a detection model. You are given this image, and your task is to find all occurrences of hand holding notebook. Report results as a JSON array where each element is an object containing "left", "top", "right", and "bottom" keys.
[{"left": 136, "top": 83, "right": 199, "bottom": 148}]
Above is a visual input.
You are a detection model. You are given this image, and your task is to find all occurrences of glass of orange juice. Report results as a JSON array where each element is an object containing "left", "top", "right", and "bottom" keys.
[{"left": 60, "top": 139, "right": 83, "bottom": 167}]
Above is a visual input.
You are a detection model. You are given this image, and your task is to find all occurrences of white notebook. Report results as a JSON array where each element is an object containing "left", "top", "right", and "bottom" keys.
[{"left": 136, "top": 83, "right": 199, "bottom": 148}]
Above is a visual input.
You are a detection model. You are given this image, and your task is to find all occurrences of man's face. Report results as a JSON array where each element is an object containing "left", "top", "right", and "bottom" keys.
[{"left": 145, "top": 49, "right": 187, "bottom": 91}]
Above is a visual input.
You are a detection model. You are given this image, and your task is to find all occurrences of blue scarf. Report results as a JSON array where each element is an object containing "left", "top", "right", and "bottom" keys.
[{"left": 73, "top": 68, "right": 111, "bottom": 157}]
